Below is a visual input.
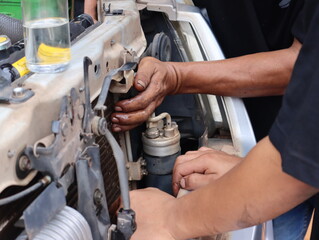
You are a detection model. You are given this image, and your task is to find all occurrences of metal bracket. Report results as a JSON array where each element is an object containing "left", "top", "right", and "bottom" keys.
[
  {"left": 109, "top": 51, "right": 138, "bottom": 93},
  {"left": 0, "top": 84, "right": 34, "bottom": 104},
  {"left": 24, "top": 89, "right": 84, "bottom": 179},
  {"left": 94, "top": 61, "right": 137, "bottom": 111},
  {"left": 23, "top": 183, "right": 66, "bottom": 239},
  {"left": 103, "top": 3, "right": 124, "bottom": 16},
  {"left": 136, "top": 0, "right": 178, "bottom": 20},
  {"left": 23, "top": 57, "right": 96, "bottom": 180},
  {"left": 76, "top": 145, "right": 110, "bottom": 240},
  {"left": 126, "top": 158, "right": 147, "bottom": 181}
]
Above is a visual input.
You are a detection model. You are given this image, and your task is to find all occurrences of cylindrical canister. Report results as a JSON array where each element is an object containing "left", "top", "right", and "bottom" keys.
[{"left": 142, "top": 113, "right": 181, "bottom": 194}]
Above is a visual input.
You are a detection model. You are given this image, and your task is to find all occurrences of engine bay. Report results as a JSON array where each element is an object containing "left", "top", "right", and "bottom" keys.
[{"left": 0, "top": 1, "right": 259, "bottom": 239}]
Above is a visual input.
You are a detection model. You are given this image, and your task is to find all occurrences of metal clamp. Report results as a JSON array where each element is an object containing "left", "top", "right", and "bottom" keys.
[{"left": 94, "top": 62, "right": 137, "bottom": 111}]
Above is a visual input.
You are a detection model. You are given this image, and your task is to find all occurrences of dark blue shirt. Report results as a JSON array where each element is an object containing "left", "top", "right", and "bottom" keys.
[{"left": 269, "top": 0, "right": 319, "bottom": 188}]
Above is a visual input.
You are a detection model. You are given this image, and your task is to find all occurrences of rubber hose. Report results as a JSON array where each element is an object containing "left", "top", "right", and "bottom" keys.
[{"left": 0, "top": 14, "right": 23, "bottom": 44}]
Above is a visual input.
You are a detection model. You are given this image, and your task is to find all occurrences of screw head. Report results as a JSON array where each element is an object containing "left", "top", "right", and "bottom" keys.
[
  {"left": 7, "top": 150, "right": 15, "bottom": 158},
  {"left": 19, "top": 155, "right": 31, "bottom": 171},
  {"left": 12, "top": 87, "right": 26, "bottom": 98},
  {"left": 93, "top": 189, "right": 104, "bottom": 206}
]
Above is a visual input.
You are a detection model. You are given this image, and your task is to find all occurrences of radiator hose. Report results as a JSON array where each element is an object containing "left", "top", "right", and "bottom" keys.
[{"left": 0, "top": 14, "right": 23, "bottom": 44}]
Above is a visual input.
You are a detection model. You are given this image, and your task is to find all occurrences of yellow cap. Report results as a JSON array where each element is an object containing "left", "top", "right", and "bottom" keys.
[
  {"left": 0, "top": 35, "right": 11, "bottom": 50},
  {"left": 0, "top": 36, "right": 7, "bottom": 43}
]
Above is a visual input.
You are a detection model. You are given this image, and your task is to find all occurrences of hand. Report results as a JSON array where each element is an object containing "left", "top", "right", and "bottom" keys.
[
  {"left": 172, "top": 147, "right": 242, "bottom": 196},
  {"left": 130, "top": 188, "right": 177, "bottom": 240},
  {"left": 111, "top": 57, "right": 179, "bottom": 132}
]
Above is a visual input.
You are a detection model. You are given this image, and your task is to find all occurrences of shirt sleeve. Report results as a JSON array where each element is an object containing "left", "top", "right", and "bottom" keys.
[
  {"left": 269, "top": 1, "right": 319, "bottom": 188},
  {"left": 292, "top": 0, "right": 318, "bottom": 43}
]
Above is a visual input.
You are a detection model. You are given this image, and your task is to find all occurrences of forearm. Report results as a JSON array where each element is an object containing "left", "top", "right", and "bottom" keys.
[
  {"left": 169, "top": 137, "right": 317, "bottom": 239},
  {"left": 84, "top": 0, "right": 97, "bottom": 19},
  {"left": 171, "top": 39, "right": 301, "bottom": 97}
]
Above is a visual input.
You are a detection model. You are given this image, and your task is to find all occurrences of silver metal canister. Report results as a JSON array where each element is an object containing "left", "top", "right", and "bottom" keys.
[{"left": 142, "top": 113, "right": 180, "bottom": 194}]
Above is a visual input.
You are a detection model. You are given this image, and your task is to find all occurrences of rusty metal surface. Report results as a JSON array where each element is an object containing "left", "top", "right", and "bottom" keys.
[{"left": 0, "top": 95, "right": 122, "bottom": 239}]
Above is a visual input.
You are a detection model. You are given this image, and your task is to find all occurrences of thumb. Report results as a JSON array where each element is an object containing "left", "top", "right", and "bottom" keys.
[
  {"left": 181, "top": 173, "right": 215, "bottom": 191},
  {"left": 134, "top": 57, "right": 159, "bottom": 91}
]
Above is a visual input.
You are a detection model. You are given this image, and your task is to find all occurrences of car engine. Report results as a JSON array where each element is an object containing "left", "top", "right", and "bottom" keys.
[{"left": 0, "top": 0, "right": 273, "bottom": 239}]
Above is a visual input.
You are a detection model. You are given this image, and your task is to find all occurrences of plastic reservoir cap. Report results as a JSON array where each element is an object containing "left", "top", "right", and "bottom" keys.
[{"left": 0, "top": 35, "right": 11, "bottom": 51}]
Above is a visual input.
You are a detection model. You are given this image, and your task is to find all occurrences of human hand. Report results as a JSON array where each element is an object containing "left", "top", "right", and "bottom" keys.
[
  {"left": 111, "top": 57, "right": 179, "bottom": 132},
  {"left": 130, "top": 188, "right": 178, "bottom": 240},
  {"left": 172, "top": 147, "right": 242, "bottom": 196}
]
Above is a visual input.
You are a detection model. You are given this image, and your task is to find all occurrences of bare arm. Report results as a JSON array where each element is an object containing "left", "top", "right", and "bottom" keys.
[
  {"left": 112, "top": 39, "right": 301, "bottom": 132},
  {"left": 130, "top": 137, "right": 318, "bottom": 239},
  {"left": 84, "top": 0, "right": 97, "bottom": 20},
  {"left": 172, "top": 38, "right": 301, "bottom": 97}
]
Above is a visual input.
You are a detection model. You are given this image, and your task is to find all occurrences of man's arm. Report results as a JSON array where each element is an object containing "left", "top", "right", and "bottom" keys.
[
  {"left": 130, "top": 137, "right": 318, "bottom": 239},
  {"left": 84, "top": 0, "right": 97, "bottom": 20},
  {"left": 172, "top": 38, "right": 301, "bottom": 97},
  {"left": 112, "top": 39, "right": 301, "bottom": 132}
]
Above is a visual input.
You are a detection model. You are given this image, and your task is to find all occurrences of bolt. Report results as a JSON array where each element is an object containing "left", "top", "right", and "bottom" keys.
[
  {"left": 140, "top": 159, "right": 147, "bottom": 166},
  {"left": 19, "top": 155, "right": 31, "bottom": 171},
  {"left": 98, "top": 118, "right": 107, "bottom": 135},
  {"left": 12, "top": 87, "right": 26, "bottom": 98},
  {"left": 93, "top": 189, "right": 103, "bottom": 206},
  {"left": 7, "top": 150, "right": 15, "bottom": 158},
  {"left": 142, "top": 169, "right": 148, "bottom": 176}
]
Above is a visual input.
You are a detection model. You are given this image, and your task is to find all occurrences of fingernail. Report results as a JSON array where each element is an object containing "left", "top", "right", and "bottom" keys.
[
  {"left": 113, "top": 127, "right": 122, "bottom": 132},
  {"left": 112, "top": 117, "right": 119, "bottom": 123},
  {"left": 180, "top": 178, "right": 186, "bottom": 189},
  {"left": 137, "top": 80, "right": 146, "bottom": 89},
  {"left": 115, "top": 106, "right": 122, "bottom": 112}
]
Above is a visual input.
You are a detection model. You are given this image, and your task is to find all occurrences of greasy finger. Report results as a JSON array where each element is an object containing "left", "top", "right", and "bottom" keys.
[
  {"left": 111, "top": 123, "right": 140, "bottom": 132},
  {"left": 115, "top": 77, "right": 166, "bottom": 113},
  {"left": 112, "top": 101, "right": 158, "bottom": 127}
]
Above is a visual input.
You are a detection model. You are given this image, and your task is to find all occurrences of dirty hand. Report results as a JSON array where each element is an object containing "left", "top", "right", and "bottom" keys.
[
  {"left": 111, "top": 57, "right": 179, "bottom": 132},
  {"left": 172, "top": 147, "right": 242, "bottom": 196},
  {"left": 130, "top": 188, "right": 177, "bottom": 240}
]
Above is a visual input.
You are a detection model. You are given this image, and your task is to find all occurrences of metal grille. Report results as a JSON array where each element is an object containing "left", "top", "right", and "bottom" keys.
[{"left": 0, "top": 94, "right": 121, "bottom": 239}]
